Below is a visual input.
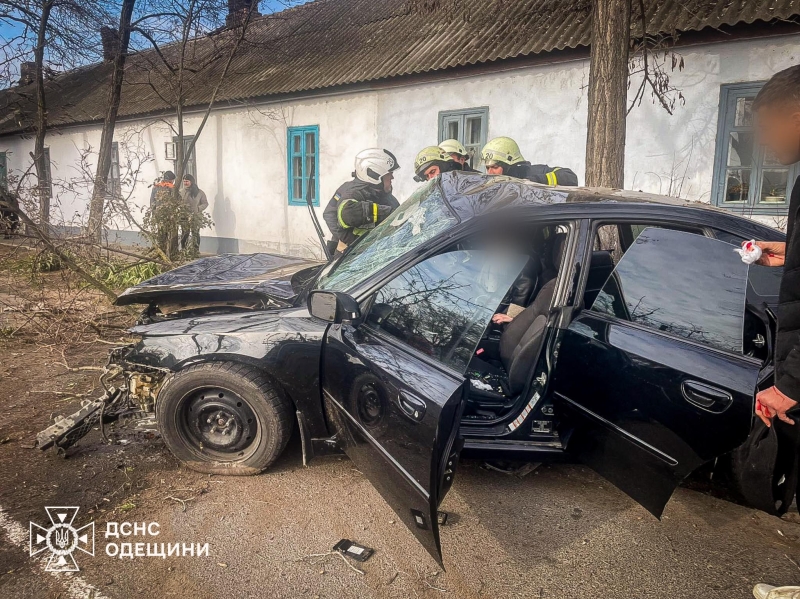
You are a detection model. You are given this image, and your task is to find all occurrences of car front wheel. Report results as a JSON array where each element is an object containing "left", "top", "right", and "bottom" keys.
[{"left": 156, "top": 362, "right": 293, "bottom": 475}]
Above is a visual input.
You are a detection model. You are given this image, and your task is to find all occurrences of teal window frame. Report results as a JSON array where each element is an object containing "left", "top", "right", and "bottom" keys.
[
  {"left": 711, "top": 82, "right": 798, "bottom": 215},
  {"left": 287, "top": 125, "right": 319, "bottom": 207}
]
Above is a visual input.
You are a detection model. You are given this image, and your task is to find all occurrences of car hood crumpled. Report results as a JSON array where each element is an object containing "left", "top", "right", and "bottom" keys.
[{"left": 115, "top": 253, "right": 324, "bottom": 307}]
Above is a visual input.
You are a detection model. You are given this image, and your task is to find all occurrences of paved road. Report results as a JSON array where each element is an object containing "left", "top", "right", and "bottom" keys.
[
  {"left": 1, "top": 342, "right": 799, "bottom": 598},
  {"left": 3, "top": 430, "right": 800, "bottom": 599}
]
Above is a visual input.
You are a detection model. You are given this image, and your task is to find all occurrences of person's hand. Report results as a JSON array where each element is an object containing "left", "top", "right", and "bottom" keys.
[
  {"left": 756, "top": 385, "right": 798, "bottom": 427},
  {"left": 748, "top": 241, "right": 786, "bottom": 267},
  {"left": 492, "top": 313, "right": 514, "bottom": 324}
]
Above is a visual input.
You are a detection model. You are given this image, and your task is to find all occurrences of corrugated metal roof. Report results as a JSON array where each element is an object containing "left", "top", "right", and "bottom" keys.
[{"left": 0, "top": 0, "right": 797, "bottom": 134}]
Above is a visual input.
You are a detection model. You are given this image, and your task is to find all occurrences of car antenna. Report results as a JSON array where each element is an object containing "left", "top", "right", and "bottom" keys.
[{"left": 306, "top": 159, "right": 331, "bottom": 260}]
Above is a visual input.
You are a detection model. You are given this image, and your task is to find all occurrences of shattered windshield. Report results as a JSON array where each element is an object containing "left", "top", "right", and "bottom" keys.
[{"left": 316, "top": 181, "right": 458, "bottom": 292}]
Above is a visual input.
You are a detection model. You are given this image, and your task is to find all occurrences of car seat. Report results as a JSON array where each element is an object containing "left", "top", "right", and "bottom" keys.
[
  {"left": 466, "top": 231, "right": 566, "bottom": 404},
  {"left": 540, "top": 232, "right": 567, "bottom": 286},
  {"left": 467, "top": 278, "right": 556, "bottom": 403}
]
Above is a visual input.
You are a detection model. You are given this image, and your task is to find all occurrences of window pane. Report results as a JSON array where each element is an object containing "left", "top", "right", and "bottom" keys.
[
  {"left": 447, "top": 120, "right": 459, "bottom": 140},
  {"left": 292, "top": 177, "right": 302, "bottom": 200},
  {"left": 367, "top": 250, "right": 527, "bottom": 373},
  {"left": 591, "top": 228, "right": 748, "bottom": 354},
  {"left": 465, "top": 116, "right": 483, "bottom": 145},
  {"left": 759, "top": 169, "right": 790, "bottom": 204},
  {"left": 734, "top": 97, "right": 754, "bottom": 127},
  {"left": 305, "top": 132, "right": 315, "bottom": 155},
  {"left": 727, "top": 131, "right": 754, "bottom": 167},
  {"left": 723, "top": 169, "right": 750, "bottom": 203},
  {"left": 763, "top": 148, "right": 782, "bottom": 167},
  {"left": 292, "top": 134, "right": 301, "bottom": 154}
]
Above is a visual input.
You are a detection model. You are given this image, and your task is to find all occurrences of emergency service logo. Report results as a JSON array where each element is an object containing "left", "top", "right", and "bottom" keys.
[{"left": 29, "top": 506, "right": 94, "bottom": 572}]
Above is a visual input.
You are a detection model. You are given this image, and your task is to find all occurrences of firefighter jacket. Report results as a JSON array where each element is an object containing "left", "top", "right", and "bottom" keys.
[
  {"left": 505, "top": 162, "right": 578, "bottom": 186},
  {"left": 323, "top": 179, "right": 400, "bottom": 248}
]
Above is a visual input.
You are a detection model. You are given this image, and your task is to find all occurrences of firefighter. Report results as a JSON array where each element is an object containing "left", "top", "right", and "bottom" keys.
[
  {"left": 439, "top": 139, "right": 478, "bottom": 172},
  {"left": 323, "top": 148, "right": 400, "bottom": 256},
  {"left": 480, "top": 137, "right": 578, "bottom": 186},
  {"left": 413, "top": 146, "right": 461, "bottom": 182}
]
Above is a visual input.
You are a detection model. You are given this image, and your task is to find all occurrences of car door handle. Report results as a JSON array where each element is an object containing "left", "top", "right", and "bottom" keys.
[
  {"left": 680, "top": 380, "right": 733, "bottom": 413},
  {"left": 398, "top": 391, "right": 427, "bottom": 422}
]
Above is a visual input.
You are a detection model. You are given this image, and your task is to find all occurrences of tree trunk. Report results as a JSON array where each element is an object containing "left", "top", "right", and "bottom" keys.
[
  {"left": 585, "top": 0, "right": 631, "bottom": 188},
  {"left": 87, "top": 0, "right": 136, "bottom": 244},
  {"left": 33, "top": 0, "right": 54, "bottom": 225}
]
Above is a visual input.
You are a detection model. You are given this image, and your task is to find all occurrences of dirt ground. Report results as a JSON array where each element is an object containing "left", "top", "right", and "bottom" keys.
[{"left": 1, "top": 245, "right": 800, "bottom": 598}]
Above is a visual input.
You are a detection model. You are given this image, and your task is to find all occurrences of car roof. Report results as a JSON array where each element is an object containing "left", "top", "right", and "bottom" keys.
[{"left": 439, "top": 171, "right": 725, "bottom": 221}]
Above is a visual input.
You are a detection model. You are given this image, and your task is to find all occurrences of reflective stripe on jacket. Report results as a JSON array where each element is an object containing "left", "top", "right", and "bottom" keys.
[{"left": 506, "top": 162, "right": 579, "bottom": 186}]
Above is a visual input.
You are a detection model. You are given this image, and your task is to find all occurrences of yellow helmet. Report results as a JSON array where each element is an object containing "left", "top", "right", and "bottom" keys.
[
  {"left": 481, "top": 137, "right": 524, "bottom": 167},
  {"left": 414, "top": 146, "right": 451, "bottom": 177},
  {"left": 439, "top": 138, "right": 468, "bottom": 157}
]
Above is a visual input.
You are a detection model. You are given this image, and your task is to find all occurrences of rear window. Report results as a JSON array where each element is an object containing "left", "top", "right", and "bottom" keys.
[{"left": 591, "top": 228, "right": 749, "bottom": 354}]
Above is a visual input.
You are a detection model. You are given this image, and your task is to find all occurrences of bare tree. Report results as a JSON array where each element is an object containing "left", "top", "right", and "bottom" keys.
[
  {"left": 131, "top": 0, "right": 258, "bottom": 184},
  {"left": 585, "top": 0, "right": 631, "bottom": 189},
  {"left": 87, "top": 0, "right": 137, "bottom": 244},
  {"left": 124, "top": 0, "right": 260, "bottom": 258},
  {"left": 586, "top": 0, "right": 687, "bottom": 189},
  {"left": 0, "top": 0, "right": 112, "bottom": 223},
  {"left": 627, "top": 0, "right": 685, "bottom": 116}
]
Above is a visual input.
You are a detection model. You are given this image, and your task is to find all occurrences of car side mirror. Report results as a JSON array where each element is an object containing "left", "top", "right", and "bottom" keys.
[{"left": 308, "top": 290, "right": 361, "bottom": 324}]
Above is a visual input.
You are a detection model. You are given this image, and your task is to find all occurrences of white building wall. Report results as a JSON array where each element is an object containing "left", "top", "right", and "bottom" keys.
[
  {"left": 1, "top": 93, "right": 379, "bottom": 257},
  {"left": 1, "top": 33, "right": 798, "bottom": 257},
  {"left": 378, "top": 59, "right": 590, "bottom": 202},
  {"left": 624, "top": 35, "right": 800, "bottom": 208}
]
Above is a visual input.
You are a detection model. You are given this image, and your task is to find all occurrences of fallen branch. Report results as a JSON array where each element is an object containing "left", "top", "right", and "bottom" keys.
[
  {"left": 92, "top": 338, "right": 129, "bottom": 346},
  {"left": 8, "top": 232, "right": 172, "bottom": 268},
  {"left": 0, "top": 199, "right": 118, "bottom": 303},
  {"left": 165, "top": 495, "right": 195, "bottom": 512},
  {"left": 58, "top": 348, "right": 105, "bottom": 372}
]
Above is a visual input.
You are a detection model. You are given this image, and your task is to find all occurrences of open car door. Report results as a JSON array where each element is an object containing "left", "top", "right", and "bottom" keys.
[
  {"left": 319, "top": 250, "right": 527, "bottom": 565},
  {"left": 552, "top": 228, "right": 760, "bottom": 517}
]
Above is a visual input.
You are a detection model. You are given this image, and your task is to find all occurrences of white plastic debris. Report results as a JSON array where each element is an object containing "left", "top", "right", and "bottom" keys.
[
  {"left": 470, "top": 379, "right": 493, "bottom": 391},
  {"left": 734, "top": 240, "right": 762, "bottom": 265}
]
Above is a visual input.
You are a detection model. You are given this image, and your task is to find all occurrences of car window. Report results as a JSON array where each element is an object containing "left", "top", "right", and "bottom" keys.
[
  {"left": 595, "top": 222, "right": 704, "bottom": 264},
  {"left": 711, "top": 228, "right": 783, "bottom": 303},
  {"left": 590, "top": 228, "right": 749, "bottom": 354},
  {"left": 628, "top": 223, "right": 702, "bottom": 240},
  {"left": 365, "top": 250, "right": 528, "bottom": 373},
  {"left": 315, "top": 180, "right": 458, "bottom": 292}
]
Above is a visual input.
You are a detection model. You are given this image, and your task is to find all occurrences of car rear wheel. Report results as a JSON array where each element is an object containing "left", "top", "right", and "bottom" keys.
[{"left": 156, "top": 362, "right": 293, "bottom": 475}]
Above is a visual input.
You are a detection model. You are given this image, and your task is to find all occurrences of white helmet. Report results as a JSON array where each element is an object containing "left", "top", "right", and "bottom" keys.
[
  {"left": 354, "top": 148, "right": 400, "bottom": 185},
  {"left": 439, "top": 138, "right": 468, "bottom": 157}
]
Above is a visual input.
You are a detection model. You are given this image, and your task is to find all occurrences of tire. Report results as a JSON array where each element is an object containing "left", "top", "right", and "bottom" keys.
[
  {"left": 156, "top": 362, "right": 293, "bottom": 475},
  {"left": 727, "top": 444, "right": 791, "bottom": 516}
]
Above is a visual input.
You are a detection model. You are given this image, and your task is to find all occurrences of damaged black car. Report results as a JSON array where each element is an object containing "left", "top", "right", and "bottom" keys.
[{"left": 40, "top": 172, "right": 786, "bottom": 564}]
